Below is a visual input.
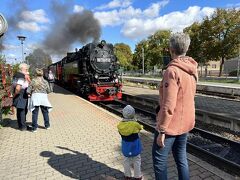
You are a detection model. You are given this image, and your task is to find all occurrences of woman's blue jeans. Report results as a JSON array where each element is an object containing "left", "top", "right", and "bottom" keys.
[
  {"left": 152, "top": 131, "right": 189, "bottom": 180},
  {"left": 32, "top": 106, "right": 50, "bottom": 130}
]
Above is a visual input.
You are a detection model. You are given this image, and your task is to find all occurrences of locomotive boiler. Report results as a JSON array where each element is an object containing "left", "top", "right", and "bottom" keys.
[{"left": 49, "top": 40, "right": 122, "bottom": 101}]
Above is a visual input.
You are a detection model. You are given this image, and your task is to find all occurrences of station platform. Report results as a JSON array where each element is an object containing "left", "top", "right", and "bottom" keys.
[
  {"left": 122, "top": 76, "right": 240, "bottom": 97},
  {"left": 123, "top": 86, "right": 240, "bottom": 119},
  {"left": 0, "top": 85, "right": 236, "bottom": 179}
]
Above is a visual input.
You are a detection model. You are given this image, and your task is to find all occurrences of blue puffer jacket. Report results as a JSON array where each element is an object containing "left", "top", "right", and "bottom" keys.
[
  {"left": 117, "top": 120, "right": 143, "bottom": 157},
  {"left": 121, "top": 133, "right": 142, "bottom": 157}
]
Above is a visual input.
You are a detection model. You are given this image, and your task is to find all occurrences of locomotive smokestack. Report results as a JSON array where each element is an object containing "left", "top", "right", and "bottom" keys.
[{"left": 43, "top": 1, "right": 101, "bottom": 54}]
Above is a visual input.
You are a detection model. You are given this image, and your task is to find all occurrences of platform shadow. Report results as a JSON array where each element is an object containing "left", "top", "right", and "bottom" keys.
[
  {"left": 1, "top": 117, "right": 33, "bottom": 130},
  {"left": 40, "top": 146, "right": 124, "bottom": 180},
  {"left": 52, "top": 85, "right": 74, "bottom": 95}
]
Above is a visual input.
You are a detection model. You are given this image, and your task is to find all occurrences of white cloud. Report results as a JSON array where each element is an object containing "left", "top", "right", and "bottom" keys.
[
  {"left": 94, "top": 1, "right": 216, "bottom": 40},
  {"left": 73, "top": 5, "right": 84, "bottom": 13},
  {"left": 94, "top": 1, "right": 169, "bottom": 26},
  {"left": 95, "top": 0, "right": 132, "bottom": 10},
  {"left": 18, "top": 21, "right": 45, "bottom": 32},
  {"left": 143, "top": 0, "right": 169, "bottom": 18},
  {"left": 7, "top": 53, "right": 16, "bottom": 58},
  {"left": 21, "top": 9, "right": 50, "bottom": 23},
  {"left": 227, "top": 3, "right": 240, "bottom": 8},
  {"left": 3, "top": 44, "right": 19, "bottom": 50},
  {"left": 121, "top": 6, "right": 216, "bottom": 39}
]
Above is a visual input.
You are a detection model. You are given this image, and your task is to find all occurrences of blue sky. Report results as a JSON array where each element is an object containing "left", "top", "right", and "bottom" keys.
[{"left": 0, "top": 0, "right": 239, "bottom": 63}]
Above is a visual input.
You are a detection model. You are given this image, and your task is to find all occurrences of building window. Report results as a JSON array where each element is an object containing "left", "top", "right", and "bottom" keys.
[{"left": 212, "top": 64, "right": 216, "bottom": 69}]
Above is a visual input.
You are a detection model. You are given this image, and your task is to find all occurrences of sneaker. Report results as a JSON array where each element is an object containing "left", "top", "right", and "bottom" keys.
[
  {"left": 27, "top": 125, "right": 33, "bottom": 131},
  {"left": 45, "top": 126, "right": 50, "bottom": 130},
  {"left": 31, "top": 129, "right": 37, "bottom": 133}
]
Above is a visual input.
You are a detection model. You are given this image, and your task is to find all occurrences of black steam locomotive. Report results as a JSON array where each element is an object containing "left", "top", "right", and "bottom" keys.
[{"left": 49, "top": 40, "right": 122, "bottom": 101}]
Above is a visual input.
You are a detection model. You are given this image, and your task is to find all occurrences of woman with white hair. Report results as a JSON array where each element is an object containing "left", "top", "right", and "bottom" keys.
[
  {"left": 27, "top": 68, "right": 52, "bottom": 132},
  {"left": 13, "top": 63, "right": 30, "bottom": 131},
  {"left": 152, "top": 32, "right": 198, "bottom": 180}
]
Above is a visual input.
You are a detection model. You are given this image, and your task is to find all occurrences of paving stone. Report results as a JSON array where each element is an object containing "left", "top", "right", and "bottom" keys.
[{"left": 0, "top": 85, "right": 235, "bottom": 180}]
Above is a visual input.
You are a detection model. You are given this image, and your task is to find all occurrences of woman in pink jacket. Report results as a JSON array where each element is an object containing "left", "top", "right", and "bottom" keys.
[{"left": 152, "top": 32, "right": 198, "bottom": 180}]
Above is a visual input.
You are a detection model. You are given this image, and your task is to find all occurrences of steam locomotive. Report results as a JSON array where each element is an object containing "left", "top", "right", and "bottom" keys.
[{"left": 48, "top": 40, "right": 122, "bottom": 101}]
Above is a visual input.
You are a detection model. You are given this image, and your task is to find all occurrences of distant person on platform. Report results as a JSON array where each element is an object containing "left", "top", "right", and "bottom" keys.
[
  {"left": 27, "top": 68, "right": 52, "bottom": 132},
  {"left": 48, "top": 70, "right": 55, "bottom": 92},
  {"left": 117, "top": 105, "right": 143, "bottom": 180},
  {"left": 12, "top": 63, "right": 30, "bottom": 131},
  {"left": 152, "top": 32, "right": 198, "bottom": 180}
]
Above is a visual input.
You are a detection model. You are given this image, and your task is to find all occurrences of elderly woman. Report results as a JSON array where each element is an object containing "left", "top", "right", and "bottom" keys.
[
  {"left": 27, "top": 68, "right": 52, "bottom": 132},
  {"left": 152, "top": 32, "right": 198, "bottom": 180},
  {"left": 13, "top": 63, "right": 30, "bottom": 131}
]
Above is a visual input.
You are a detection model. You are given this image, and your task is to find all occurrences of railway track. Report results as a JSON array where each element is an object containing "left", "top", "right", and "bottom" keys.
[{"left": 97, "top": 100, "right": 240, "bottom": 177}]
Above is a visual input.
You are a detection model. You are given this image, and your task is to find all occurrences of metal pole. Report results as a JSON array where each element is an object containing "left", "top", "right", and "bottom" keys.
[
  {"left": 238, "top": 46, "right": 240, "bottom": 82},
  {"left": 21, "top": 41, "right": 24, "bottom": 62},
  {"left": 17, "top": 36, "right": 26, "bottom": 63},
  {"left": 142, "top": 47, "right": 144, "bottom": 75}
]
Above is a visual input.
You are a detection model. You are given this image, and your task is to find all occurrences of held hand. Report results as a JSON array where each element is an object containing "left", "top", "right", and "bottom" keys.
[{"left": 157, "top": 133, "right": 165, "bottom": 148}]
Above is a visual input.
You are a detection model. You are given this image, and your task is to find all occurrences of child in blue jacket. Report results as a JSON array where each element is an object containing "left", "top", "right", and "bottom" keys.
[{"left": 117, "top": 105, "right": 143, "bottom": 180}]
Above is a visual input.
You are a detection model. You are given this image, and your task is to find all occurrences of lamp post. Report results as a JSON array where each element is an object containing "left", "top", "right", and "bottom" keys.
[
  {"left": 237, "top": 46, "right": 240, "bottom": 82},
  {"left": 17, "top": 35, "right": 26, "bottom": 63},
  {"left": 142, "top": 47, "right": 144, "bottom": 75}
]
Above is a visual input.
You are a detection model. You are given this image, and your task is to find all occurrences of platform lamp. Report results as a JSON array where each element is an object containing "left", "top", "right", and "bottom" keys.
[
  {"left": 237, "top": 46, "right": 240, "bottom": 82},
  {"left": 142, "top": 47, "right": 144, "bottom": 75},
  {"left": 17, "top": 35, "right": 26, "bottom": 63}
]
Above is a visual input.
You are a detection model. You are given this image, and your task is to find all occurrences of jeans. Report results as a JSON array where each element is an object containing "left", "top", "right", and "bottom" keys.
[
  {"left": 152, "top": 131, "right": 189, "bottom": 180},
  {"left": 32, "top": 106, "right": 50, "bottom": 130},
  {"left": 17, "top": 107, "right": 28, "bottom": 129},
  {"left": 49, "top": 82, "right": 54, "bottom": 92}
]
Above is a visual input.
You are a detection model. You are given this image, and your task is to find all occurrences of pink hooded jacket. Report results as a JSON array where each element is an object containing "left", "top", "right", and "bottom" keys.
[{"left": 156, "top": 56, "right": 198, "bottom": 135}]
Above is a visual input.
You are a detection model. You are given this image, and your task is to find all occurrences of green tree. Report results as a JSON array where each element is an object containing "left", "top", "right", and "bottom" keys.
[
  {"left": 114, "top": 43, "right": 133, "bottom": 70},
  {"left": 0, "top": 54, "right": 6, "bottom": 64},
  {"left": 202, "top": 8, "right": 240, "bottom": 76},
  {"left": 184, "top": 22, "right": 210, "bottom": 77},
  {"left": 146, "top": 30, "right": 171, "bottom": 68},
  {"left": 132, "top": 41, "right": 145, "bottom": 70},
  {"left": 26, "top": 48, "right": 52, "bottom": 72},
  {"left": 133, "top": 30, "right": 171, "bottom": 72}
]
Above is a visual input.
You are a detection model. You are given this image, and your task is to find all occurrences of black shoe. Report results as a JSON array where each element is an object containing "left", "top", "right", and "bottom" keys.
[
  {"left": 19, "top": 128, "right": 27, "bottom": 131},
  {"left": 27, "top": 125, "right": 33, "bottom": 131}
]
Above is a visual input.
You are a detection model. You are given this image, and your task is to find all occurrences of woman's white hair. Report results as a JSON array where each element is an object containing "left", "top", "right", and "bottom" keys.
[
  {"left": 18, "top": 63, "right": 29, "bottom": 71},
  {"left": 169, "top": 32, "right": 191, "bottom": 56}
]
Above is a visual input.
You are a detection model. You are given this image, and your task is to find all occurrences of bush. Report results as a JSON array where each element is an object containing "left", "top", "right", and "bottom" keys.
[{"left": 229, "top": 70, "right": 238, "bottom": 76}]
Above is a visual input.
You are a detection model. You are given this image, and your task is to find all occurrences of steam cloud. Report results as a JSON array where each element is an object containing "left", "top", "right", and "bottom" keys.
[
  {"left": 0, "top": 0, "right": 28, "bottom": 51},
  {"left": 43, "top": 1, "right": 101, "bottom": 54}
]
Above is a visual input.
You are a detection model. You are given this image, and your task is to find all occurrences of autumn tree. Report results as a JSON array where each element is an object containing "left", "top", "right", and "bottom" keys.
[{"left": 114, "top": 43, "right": 133, "bottom": 70}]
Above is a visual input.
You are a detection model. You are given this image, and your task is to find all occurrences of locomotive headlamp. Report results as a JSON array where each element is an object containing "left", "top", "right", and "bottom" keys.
[
  {"left": 101, "top": 40, "right": 106, "bottom": 45},
  {"left": 94, "top": 74, "right": 99, "bottom": 79}
]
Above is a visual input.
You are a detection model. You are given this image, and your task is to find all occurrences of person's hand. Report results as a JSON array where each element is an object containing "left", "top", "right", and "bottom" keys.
[{"left": 157, "top": 133, "right": 165, "bottom": 148}]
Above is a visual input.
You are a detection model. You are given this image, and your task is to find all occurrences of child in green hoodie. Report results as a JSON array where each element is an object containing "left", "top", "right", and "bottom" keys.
[{"left": 117, "top": 105, "right": 143, "bottom": 180}]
